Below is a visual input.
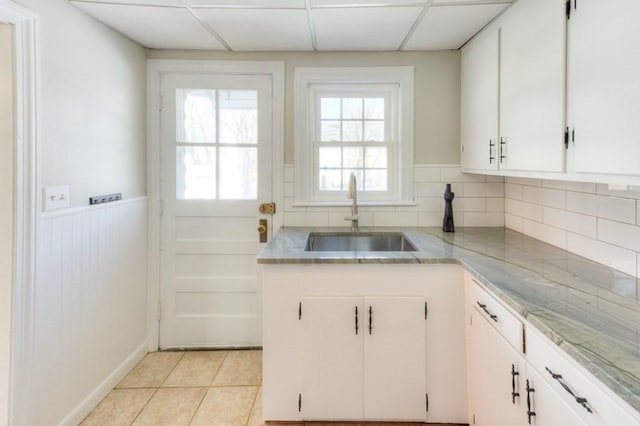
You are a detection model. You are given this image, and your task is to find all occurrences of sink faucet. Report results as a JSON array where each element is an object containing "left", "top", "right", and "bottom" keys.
[{"left": 345, "top": 173, "right": 359, "bottom": 231}]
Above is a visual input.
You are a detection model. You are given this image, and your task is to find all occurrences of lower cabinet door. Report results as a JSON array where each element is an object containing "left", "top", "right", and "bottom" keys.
[
  {"left": 300, "top": 297, "right": 363, "bottom": 420},
  {"left": 467, "top": 308, "right": 525, "bottom": 426},
  {"left": 363, "top": 297, "right": 426, "bottom": 421},
  {"left": 525, "top": 366, "right": 586, "bottom": 426}
]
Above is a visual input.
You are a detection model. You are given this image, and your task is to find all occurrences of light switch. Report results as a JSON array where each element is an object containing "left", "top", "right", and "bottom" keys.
[{"left": 43, "top": 185, "right": 70, "bottom": 211}]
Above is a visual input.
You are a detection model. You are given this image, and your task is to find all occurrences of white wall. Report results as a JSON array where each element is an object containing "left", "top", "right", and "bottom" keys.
[
  {"left": 15, "top": 0, "right": 147, "bottom": 207},
  {"left": 504, "top": 177, "right": 640, "bottom": 279},
  {"left": 34, "top": 199, "right": 148, "bottom": 425},
  {"left": 146, "top": 50, "right": 462, "bottom": 165},
  {"left": 0, "top": 21, "right": 14, "bottom": 426}
]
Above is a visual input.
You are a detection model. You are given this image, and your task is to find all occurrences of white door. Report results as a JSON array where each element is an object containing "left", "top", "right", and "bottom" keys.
[
  {"left": 300, "top": 297, "right": 364, "bottom": 420},
  {"left": 363, "top": 297, "right": 426, "bottom": 421},
  {"left": 159, "top": 72, "right": 273, "bottom": 349}
]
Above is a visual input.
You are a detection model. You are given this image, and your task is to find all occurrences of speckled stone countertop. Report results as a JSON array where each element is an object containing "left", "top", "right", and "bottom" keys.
[{"left": 258, "top": 226, "right": 640, "bottom": 414}]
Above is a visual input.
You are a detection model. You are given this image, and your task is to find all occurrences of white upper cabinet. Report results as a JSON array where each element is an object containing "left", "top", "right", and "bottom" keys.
[
  {"left": 461, "top": 0, "right": 567, "bottom": 174},
  {"left": 567, "top": 0, "right": 640, "bottom": 176},
  {"left": 461, "top": 26, "right": 499, "bottom": 172},
  {"left": 499, "top": 0, "right": 567, "bottom": 173}
]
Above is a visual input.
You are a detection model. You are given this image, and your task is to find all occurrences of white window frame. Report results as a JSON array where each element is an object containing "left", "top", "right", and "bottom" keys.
[{"left": 294, "top": 67, "right": 415, "bottom": 206}]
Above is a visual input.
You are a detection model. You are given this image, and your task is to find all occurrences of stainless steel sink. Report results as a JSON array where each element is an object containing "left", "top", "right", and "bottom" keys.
[{"left": 305, "top": 232, "right": 418, "bottom": 252}]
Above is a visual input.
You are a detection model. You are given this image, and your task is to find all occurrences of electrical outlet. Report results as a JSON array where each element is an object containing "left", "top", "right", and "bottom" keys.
[
  {"left": 89, "top": 193, "right": 122, "bottom": 205},
  {"left": 43, "top": 185, "right": 70, "bottom": 211}
]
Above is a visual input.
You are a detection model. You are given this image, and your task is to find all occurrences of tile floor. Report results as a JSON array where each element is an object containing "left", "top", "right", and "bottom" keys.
[{"left": 81, "top": 350, "right": 464, "bottom": 426}]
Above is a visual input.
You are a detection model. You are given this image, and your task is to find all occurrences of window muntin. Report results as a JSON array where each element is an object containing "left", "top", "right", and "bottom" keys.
[
  {"left": 311, "top": 87, "right": 396, "bottom": 201},
  {"left": 175, "top": 89, "right": 258, "bottom": 200}
]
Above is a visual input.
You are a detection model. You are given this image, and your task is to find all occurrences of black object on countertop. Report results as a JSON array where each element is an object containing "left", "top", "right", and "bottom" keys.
[{"left": 443, "top": 183, "right": 455, "bottom": 232}]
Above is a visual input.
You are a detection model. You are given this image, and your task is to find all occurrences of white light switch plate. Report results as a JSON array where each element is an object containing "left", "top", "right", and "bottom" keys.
[{"left": 43, "top": 185, "right": 70, "bottom": 211}]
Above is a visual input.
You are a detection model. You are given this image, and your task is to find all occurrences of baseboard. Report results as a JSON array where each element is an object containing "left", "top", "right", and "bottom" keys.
[{"left": 58, "top": 341, "right": 148, "bottom": 426}]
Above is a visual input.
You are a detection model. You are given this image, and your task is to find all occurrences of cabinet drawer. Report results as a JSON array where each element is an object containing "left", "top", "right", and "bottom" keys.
[
  {"left": 467, "top": 277, "right": 524, "bottom": 353},
  {"left": 526, "top": 326, "right": 640, "bottom": 426}
]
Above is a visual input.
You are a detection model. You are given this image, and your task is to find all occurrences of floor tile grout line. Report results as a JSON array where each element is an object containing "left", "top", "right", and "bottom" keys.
[
  {"left": 245, "top": 385, "right": 261, "bottom": 426},
  {"left": 128, "top": 387, "right": 160, "bottom": 426},
  {"left": 208, "top": 350, "right": 230, "bottom": 387},
  {"left": 159, "top": 351, "right": 187, "bottom": 388},
  {"left": 186, "top": 387, "right": 209, "bottom": 426}
]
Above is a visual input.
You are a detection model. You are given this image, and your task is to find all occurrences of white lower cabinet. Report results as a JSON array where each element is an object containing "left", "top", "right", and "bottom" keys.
[
  {"left": 263, "top": 263, "right": 468, "bottom": 423},
  {"left": 300, "top": 296, "right": 426, "bottom": 420}
]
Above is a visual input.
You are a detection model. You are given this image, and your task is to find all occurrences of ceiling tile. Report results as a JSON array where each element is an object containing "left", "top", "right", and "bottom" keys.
[
  {"left": 71, "top": 0, "right": 183, "bottom": 6},
  {"left": 313, "top": 6, "right": 423, "bottom": 51},
  {"left": 196, "top": 8, "right": 313, "bottom": 51},
  {"left": 402, "top": 3, "right": 508, "bottom": 50},
  {"left": 70, "top": 2, "right": 228, "bottom": 50},
  {"left": 188, "top": 0, "right": 305, "bottom": 8},
  {"left": 311, "top": 0, "right": 426, "bottom": 6}
]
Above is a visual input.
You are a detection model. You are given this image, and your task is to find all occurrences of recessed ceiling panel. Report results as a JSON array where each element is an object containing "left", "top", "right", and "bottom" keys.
[
  {"left": 403, "top": 4, "right": 508, "bottom": 50},
  {"left": 313, "top": 6, "right": 423, "bottom": 50},
  {"left": 196, "top": 9, "right": 313, "bottom": 51},
  {"left": 188, "top": 0, "right": 305, "bottom": 8},
  {"left": 72, "top": 0, "right": 183, "bottom": 6},
  {"left": 70, "top": 2, "right": 228, "bottom": 50}
]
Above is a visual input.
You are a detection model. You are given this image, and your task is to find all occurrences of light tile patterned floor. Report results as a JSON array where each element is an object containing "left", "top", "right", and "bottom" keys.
[{"left": 81, "top": 350, "right": 464, "bottom": 426}]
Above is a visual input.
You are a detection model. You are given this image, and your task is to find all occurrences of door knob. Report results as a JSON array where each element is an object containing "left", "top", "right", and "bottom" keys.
[
  {"left": 257, "top": 224, "right": 267, "bottom": 233},
  {"left": 258, "top": 219, "right": 268, "bottom": 243}
]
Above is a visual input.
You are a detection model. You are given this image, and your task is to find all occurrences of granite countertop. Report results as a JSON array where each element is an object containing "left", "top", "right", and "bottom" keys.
[{"left": 258, "top": 226, "right": 640, "bottom": 414}]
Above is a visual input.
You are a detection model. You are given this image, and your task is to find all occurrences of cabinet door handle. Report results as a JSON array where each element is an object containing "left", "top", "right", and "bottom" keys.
[
  {"left": 545, "top": 367, "right": 593, "bottom": 413},
  {"left": 368, "top": 306, "right": 373, "bottom": 335},
  {"left": 511, "top": 364, "right": 520, "bottom": 404},
  {"left": 499, "top": 137, "right": 507, "bottom": 163},
  {"left": 476, "top": 301, "right": 498, "bottom": 322},
  {"left": 526, "top": 379, "right": 536, "bottom": 424},
  {"left": 489, "top": 139, "right": 495, "bottom": 164},
  {"left": 355, "top": 306, "right": 359, "bottom": 335}
]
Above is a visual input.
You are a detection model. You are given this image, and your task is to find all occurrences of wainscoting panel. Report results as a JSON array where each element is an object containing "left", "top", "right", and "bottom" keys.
[{"left": 32, "top": 197, "right": 148, "bottom": 425}]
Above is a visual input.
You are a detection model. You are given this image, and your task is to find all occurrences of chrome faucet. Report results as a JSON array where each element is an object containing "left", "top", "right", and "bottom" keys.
[{"left": 345, "top": 173, "right": 359, "bottom": 231}]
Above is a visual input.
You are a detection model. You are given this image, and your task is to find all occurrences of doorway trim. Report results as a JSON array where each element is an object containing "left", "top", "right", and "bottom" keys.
[
  {"left": 0, "top": 0, "right": 39, "bottom": 424},
  {"left": 146, "top": 59, "right": 285, "bottom": 350}
]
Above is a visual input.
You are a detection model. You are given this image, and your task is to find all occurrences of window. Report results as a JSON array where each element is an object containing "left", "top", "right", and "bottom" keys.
[
  {"left": 294, "top": 67, "right": 414, "bottom": 205},
  {"left": 175, "top": 88, "right": 258, "bottom": 200}
]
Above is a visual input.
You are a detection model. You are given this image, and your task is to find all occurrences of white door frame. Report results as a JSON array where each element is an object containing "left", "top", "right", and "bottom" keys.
[
  {"left": 0, "top": 1, "right": 39, "bottom": 425},
  {"left": 146, "top": 59, "right": 285, "bottom": 350}
]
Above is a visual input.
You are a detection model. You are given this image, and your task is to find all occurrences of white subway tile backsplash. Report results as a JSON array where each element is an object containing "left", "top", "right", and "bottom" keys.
[
  {"left": 441, "top": 167, "right": 486, "bottom": 183},
  {"left": 540, "top": 188, "right": 566, "bottom": 209},
  {"left": 284, "top": 165, "right": 295, "bottom": 183},
  {"left": 418, "top": 212, "right": 442, "bottom": 227},
  {"left": 522, "top": 186, "right": 542, "bottom": 204},
  {"left": 414, "top": 166, "right": 441, "bottom": 183},
  {"left": 505, "top": 213, "right": 524, "bottom": 233},
  {"left": 284, "top": 182, "right": 294, "bottom": 198},
  {"left": 411, "top": 197, "right": 441, "bottom": 212},
  {"left": 506, "top": 199, "right": 543, "bottom": 222},
  {"left": 567, "top": 192, "right": 636, "bottom": 224},
  {"left": 373, "top": 212, "right": 418, "bottom": 227},
  {"left": 465, "top": 212, "right": 504, "bottom": 227},
  {"left": 567, "top": 233, "right": 637, "bottom": 277},
  {"left": 596, "top": 183, "right": 640, "bottom": 199},
  {"left": 455, "top": 197, "right": 486, "bottom": 212},
  {"left": 506, "top": 177, "right": 542, "bottom": 186},
  {"left": 329, "top": 211, "right": 373, "bottom": 228},
  {"left": 464, "top": 182, "right": 504, "bottom": 197},
  {"left": 505, "top": 183, "right": 523, "bottom": 200},
  {"left": 486, "top": 198, "right": 505, "bottom": 212},
  {"left": 543, "top": 180, "right": 596, "bottom": 193},
  {"left": 638, "top": 200, "right": 640, "bottom": 225},
  {"left": 486, "top": 175, "right": 505, "bottom": 183},
  {"left": 523, "top": 219, "right": 567, "bottom": 250},
  {"left": 283, "top": 212, "right": 328, "bottom": 227},
  {"left": 417, "top": 182, "right": 463, "bottom": 198},
  {"left": 597, "top": 219, "right": 640, "bottom": 252},
  {"left": 543, "top": 207, "right": 596, "bottom": 238}
]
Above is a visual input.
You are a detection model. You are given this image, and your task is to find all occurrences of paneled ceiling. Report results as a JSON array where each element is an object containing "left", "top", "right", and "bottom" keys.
[{"left": 69, "top": 0, "right": 514, "bottom": 51}]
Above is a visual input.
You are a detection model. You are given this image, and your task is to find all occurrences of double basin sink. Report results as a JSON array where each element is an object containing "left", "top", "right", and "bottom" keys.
[{"left": 305, "top": 231, "right": 417, "bottom": 252}]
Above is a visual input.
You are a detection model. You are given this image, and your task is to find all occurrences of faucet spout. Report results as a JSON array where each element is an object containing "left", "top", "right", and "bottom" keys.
[{"left": 345, "top": 173, "right": 359, "bottom": 231}]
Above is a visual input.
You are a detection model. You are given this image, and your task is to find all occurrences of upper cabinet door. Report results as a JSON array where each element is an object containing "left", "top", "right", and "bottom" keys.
[
  {"left": 568, "top": 0, "right": 640, "bottom": 176},
  {"left": 499, "top": 0, "right": 567, "bottom": 173},
  {"left": 461, "top": 27, "right": 500, "bottom": 173}
]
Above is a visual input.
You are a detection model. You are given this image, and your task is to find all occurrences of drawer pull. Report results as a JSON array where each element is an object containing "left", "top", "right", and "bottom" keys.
[
  {"left": 545, "top": 367, "right": 593, "bottom": 413},
  {"left": 477, "top": 301, "right": 498, "bottom": 322},
  {"left": 368, "top": 306, "right": 373, "bottom": 335},
  {"left": 511, "top": 364, "right": 520, "bottom": 404},
  {"left": 526, "top": 380, "right": 536, "bottom": 424},
  {"left": 355, "top": 306, "right": 359, "bottom": 335}
]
